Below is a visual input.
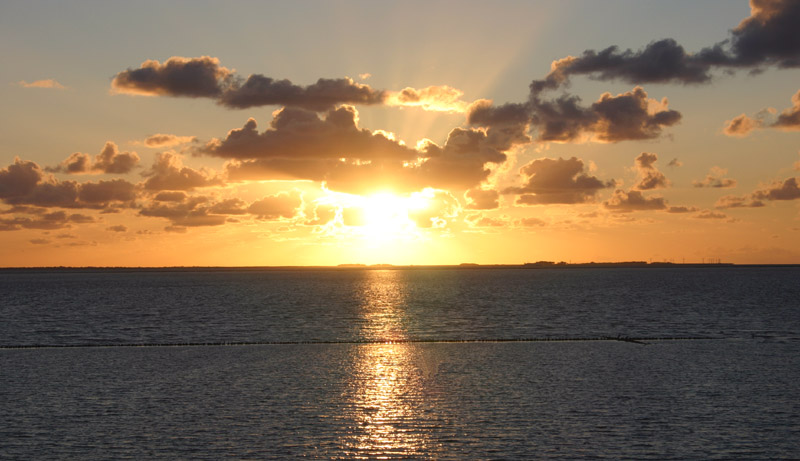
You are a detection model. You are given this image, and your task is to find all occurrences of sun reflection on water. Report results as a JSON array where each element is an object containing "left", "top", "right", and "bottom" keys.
[{"left": 341, "top": 270, "right": 441, "bottom": 458}]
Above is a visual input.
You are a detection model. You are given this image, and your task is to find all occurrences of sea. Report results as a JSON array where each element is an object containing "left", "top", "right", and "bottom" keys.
[{"left": 1, "top": 266, "right": 798, "bottom": 459}]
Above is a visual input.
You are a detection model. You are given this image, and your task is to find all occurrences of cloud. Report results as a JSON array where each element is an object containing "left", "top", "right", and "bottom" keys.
[
  {"left": 667, "top": 158, "right": 683, "bottom": 167},
  {"left": 247, "top": 191, "right": 302, "bottom": 220},
  {"left": 603, "top": 189, "right": 667, "bottom": 212},
  {"left": 214, "top": 106, "right": 514, "bottom": 194},
  {"left": 18, "top": 79, "right": 65, "bottom": 89},
  {"left": 107, "top": 225, "right": 128, "bottom": 232},
  {"left": 715, "top": 176, "right": 800, "bottom": 209},
  {"left": 407, "top": 190, "right": 460, "bottom": 228},
  {"left": 667, "top": 205, "right": 699, "bottom": 213},
  {"left": 220, "top": 76, "right": 385, "bottom": 111},
  {"left": 472, "top": 87, "right": 681, "bottom": 143},
  {"left": 695, "top": 210, "right": 728, "bottom": 219},
  {"left": 142, "top": 152, "right": 221, "bottom": 191},
  {"left": 531, "top": 1, "right": 800, "bottom": 91},
  {"left": 465, "top": 187, "right": 500, "bottom": 210},
  {"left": 47, "top": 142, "right": 139, "bottom": 174},
  {"left": 515, "top": 217, "right": 547, "bottom": 227},
  {"left": 0, "top": 211, "right": 96, "bottom": 232},
  {"left": 723, "top": 113, "right": 762, "bottom": 137},
  {"left": 111, "top": 56, "right": 233, "bottom": 97},
  {"left": 772, "top": 90, "right": 800, "bottom": 130},
  {"left": 715, "top": 194, "right": 765, "bottom": 208},
  {"left": 143, "top": 134, "right": 197, "bottom": 148},
  {"left": 139, "top": 196, "right": 227, "bottom": 227},
  {"left": 0, "top": 158, "right": 136, "bottom": 209},
  {"left": 693, "top": 167, "right": 737, "bottom": 188},
  {"left": 466, "top": 213, "right": 507, "bottom": 228},
  {"left": 633, "top": 152, "right": 669, "bottom": 190},
  {"left": 385, "top": 85, "right": 469, "bottom": 113},
  {"left": 752, "top": 176, "right": 800, "bottom": 200},
  {"left": 503, "top": 157, "right": 613, "bottom": 205}
]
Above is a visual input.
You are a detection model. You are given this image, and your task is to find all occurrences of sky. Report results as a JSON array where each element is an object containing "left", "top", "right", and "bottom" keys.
[{"left": 1, "top": 0, "right": 799, "bottom": 266}]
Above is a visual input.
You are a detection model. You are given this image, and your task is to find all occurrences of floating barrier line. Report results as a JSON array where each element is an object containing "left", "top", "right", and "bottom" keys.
[{"left": 0, "top": 336, "right": 719, "bottom": 350}]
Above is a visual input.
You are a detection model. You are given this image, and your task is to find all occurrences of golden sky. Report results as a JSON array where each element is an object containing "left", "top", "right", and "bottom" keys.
[{"left": 1, "top": 0, "right": 799, "bottom": 266}]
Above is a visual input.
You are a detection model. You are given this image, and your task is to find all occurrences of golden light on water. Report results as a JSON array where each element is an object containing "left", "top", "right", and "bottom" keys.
[{"left": 342, "top": 270, "right": 440, "bottom": 457}]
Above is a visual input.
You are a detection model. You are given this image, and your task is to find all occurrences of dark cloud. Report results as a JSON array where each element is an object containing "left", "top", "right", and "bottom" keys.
[
  {"left": 142, "top": 152, "right": 221, "bottom": 191},
  {"left": 215, "top": 107, "right": 514, "bottom": 194},
  {"left": 0, "top": 158, "right": 43, "bottom": 199},
  {"left": 107, "top": 225, "right": 128, "bottom": 232},
  {"left": 772, "top": 90, "right": 800, "bottom": 130},
  {"left": 112, "top": 56, "right": 232, "bottom": 97},
  {"left": 667, "top": 205, "right": 699, "bottom": 213},
  {"left": 0, "top": 211, "right": 96, "bottom": 232},
  {"left": 153, "top": 191, "right": 187, "bottom": 202},
  {"left": 465, "top": 187, "right": 500, "bottom": 210},
  {"left": 532, "top": 1, "right": 800, "bottom": 91},
  {"left": 718, "top": 0, "right": 800, "bottom": 69},
  {"left": 667, "top": 158, "right": 683, "bottom": 167},
  {"left": 1, "top": 158, "right": 137, "bottom": 209},
  {"left": 47, "top": 142, "right": 140, "bottom": 175},
  {"left": 503, "top": 157, "right": 613, "bottom": 205},
  {"left": 603, "top": 189, "right": 667, "bottom": 212},
  {"left": 752, "top": 176, "right": 800, "bottom": 200},
  {"left": 472, "top": 87, "right": 681, "bottom": 143},
  {"left": 633, "top": 152, "right": 669, "bottom": 190},
  {"left": 693, "top": 167, "right": 737, "bottom": 188},
  {"left": 139, "top": 196, "right": 227, "bottom": 227},
  {"left": 113, "top": 57, "right": 387, "bottom": 112},
  {"left": 220, "top": 76, "right": 385, "bottom": 111}
]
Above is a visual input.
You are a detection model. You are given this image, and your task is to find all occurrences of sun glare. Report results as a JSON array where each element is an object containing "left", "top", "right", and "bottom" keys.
[{"left": 360, "top": 192, "right": 427, "bottom": 240}]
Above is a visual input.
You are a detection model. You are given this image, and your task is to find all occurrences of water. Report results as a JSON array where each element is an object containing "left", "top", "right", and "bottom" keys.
[{"left": 2, "top": 267, "right": 799, "bottom": 458}]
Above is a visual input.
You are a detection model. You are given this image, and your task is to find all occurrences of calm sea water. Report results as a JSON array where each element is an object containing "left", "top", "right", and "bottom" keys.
[{"left": 2, "top": 267, "right": 799, "bottom": 458}]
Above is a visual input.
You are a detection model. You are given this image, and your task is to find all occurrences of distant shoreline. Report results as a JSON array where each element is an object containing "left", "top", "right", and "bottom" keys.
[{"left": 1, "top": 262, "right": 799, "bottom": 272}]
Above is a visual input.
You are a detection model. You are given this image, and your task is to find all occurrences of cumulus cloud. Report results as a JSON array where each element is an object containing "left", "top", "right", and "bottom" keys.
[
  {"left": 633, "top": 152, "right": 669, "bottom": 190},
  {"left": 752, "top": 176, "right": 800, "bottom": 200},
  {"left": 503, "top": 157, "right": 613, "bottom": 205},
  {"left": 111, "top": 56, "right": 233, "bottom": 97},
  {"left": 772, "top": 90, "right": 800, "bottom": 130},
  {"left": 142, "top": 152, "right": 221, "bottom": 191},
  {"left": 18, "top": 79, "right": 65, "bottom": 89},
  {"left": 47, "top": 142, "right": 139, "bottom": 174},
  {"left": 531, "top": 0, "right": 800, "bottom": 92},
  {"left": 220, "top": 76, "right": 385, "bottom": 111},
  {"left": 723, "top": 113, "right": 762, "bottom": 136},
  {"left": 693, "top": 167, "right": 737, "bottom": 188},
  {"left": 139, "top": 196, "right": 227, "bottom": 227},
  {"left": 107, "top": 225, "right": 128, "bottom": 232},
  {"left": 0, "top": 158, "right": 136, "bottom": 209},
  {"left": 214, "top": 106, "right": 514, "bottom": 194},
  {"left": 247, "top": 191, "right": 302, "bottom": 220},
  {"left": 143, "top": 134, "right": 197, "bottom": 148},
  {"left": 470, "top": 87, "right": 681, "bottom": 143},
  {"left": 603, "top": 189, "right": 667, "bottom": 212},
  {"left": 465, "top": 187, "right": 500, "bottom": 210}
]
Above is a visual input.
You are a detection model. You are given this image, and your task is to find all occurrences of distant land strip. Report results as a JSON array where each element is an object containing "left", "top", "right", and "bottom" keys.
[
  {"left": 2, "top": 263, "right": 800, "bottom": 272},
  {"left": 0, "top": 336, "right": 719, "bottom": 350}
]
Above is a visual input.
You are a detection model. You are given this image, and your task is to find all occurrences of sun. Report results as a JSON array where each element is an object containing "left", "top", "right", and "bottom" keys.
[{"left": 359, "top": 192, "right": 428, "bottom": 241}]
